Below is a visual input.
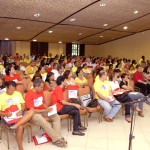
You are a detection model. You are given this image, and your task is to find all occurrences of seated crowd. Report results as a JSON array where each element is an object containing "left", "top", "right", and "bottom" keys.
[{"left": 0, "top": 53, "right": 150, "bottom": 150}]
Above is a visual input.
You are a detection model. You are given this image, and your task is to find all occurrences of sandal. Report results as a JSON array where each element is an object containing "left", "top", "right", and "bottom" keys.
[
  {"left": 125, "top": 117, "right": 131, "bottom": 123},
  {"left": 53, "top": 137, "right": 67, "bottom": 147}
]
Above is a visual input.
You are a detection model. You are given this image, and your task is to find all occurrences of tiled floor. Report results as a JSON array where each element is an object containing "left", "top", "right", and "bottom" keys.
[{"left": 0, "top": 104, "right": 150, "bottom": 150}]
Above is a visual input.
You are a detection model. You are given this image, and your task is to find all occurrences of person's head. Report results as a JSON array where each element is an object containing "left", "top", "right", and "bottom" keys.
[
  {"left": 5, "top": 64, "right": 16, "bottom": 75},
  {"left": 86, "top": 57, "right": 91, "bottom": 63},
  {"left": 99, "top": 71, "right": 107, "bottom": 81},
  {"left": 109, "top": 72, "right": 120, "bottom": 81},
  {"left": 143, "top": 65, "right": 150, "bottom": 74},
  {"left": 129, "top": 64, "right": 135, "bottom": 71},
  {"left": 121, "top": 73, "right": 129, "bottom": 82},
  {"left": 109, "top": 64, "right": 113, "bottom": 69},
  {"left": 76, "top": 66, "right": 83, "bottom": 77},
  {"left": 82, "top": 63, "right": 87, "bottom": 69},
  {"left": 63, "top": 63, "right": 69, "bottom": 70},
  {"left": 74, "top": 61, "right": 79, "bottom": 67},
  {"left": 53, "top": 63, "right": 58, "bottom": 69},
  {"left": 30, "top": 60, "right": 36, "bottom": 67},
  {"left": 63, "top": 70, "right": 72, "bottom": 79},
  {"left": 56, "top": 75, "right": 66, "bottom": 87},
  {"left": 32, "top": 71, "right": 42, "bottom": 82},
  {"left": 113, "top": 69, "right": 121, "bottom": 76},
  {"left": 136, "top": 65, "right": 143, "bottom": 72},
  {"left": 6, "top": 81, "right": 16, "bottom": 95},
  {"left": 45, "top": 72, "right": 54, "bottom": 82},
  {"left": 57, "top": 65, "right": 64, "bottom": 74},
  {"left": 38, "top": 65, "right": 46, "bottom": 74},
  {"left": 33, "top": 78, "right": 44, "bottom": 92}
]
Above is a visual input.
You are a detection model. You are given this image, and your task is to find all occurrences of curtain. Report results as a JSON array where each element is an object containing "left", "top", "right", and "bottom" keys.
[{"left": 0, "top": 40, "right": 12, "bottom": 56}]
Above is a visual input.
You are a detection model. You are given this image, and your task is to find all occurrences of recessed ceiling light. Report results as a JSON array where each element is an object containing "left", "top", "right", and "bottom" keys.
[
  {"left": 48, "top": 30, "right": 53, "bottom": 33},
  {"left": 16, "top": 26, "right": 21, "bottom": 29},
  {"left": 100, "top": 3, "right": 106, "bottom": 7},
  {"left": 58, "top": 41, "right": 62, "bottom": 44},
  {"left": 70, "top": 18, "right": 76, "bottom": 22},
  {"left": 4, "top": 38, "right": 9, "bottom": 40},
  {"left": 33, "top": 39, "right": 37, "bottom": 41},
  {"left": 78, "top": 33, "right": 83, "bottom": 35},
  {"left": 103, "top": 24, "right": 108, "bottom": 27},
  {"left": 100, "top": 35, "right": 103, "bottom": 38},
  {"left": 34, "top": 13, "right": 40, "bottom": 17},
  {"left": 123, "top": 26, "right": 128, "bottom": 30},
  {"left": 134, "top": 10, "right": 139, "bottom": 14}
]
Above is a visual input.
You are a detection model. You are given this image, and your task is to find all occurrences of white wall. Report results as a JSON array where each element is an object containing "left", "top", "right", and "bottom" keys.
[{"left": 92, "top": 30, "right": 150, "bottom": 60}]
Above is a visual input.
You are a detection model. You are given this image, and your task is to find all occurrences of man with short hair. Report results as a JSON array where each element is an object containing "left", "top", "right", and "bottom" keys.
[
  {"left": 94, "top": 71, "right": 121, "bottom": 122},
  {"left": 25, "top": 78, "right": 67, "bottom": 147},
  {"left": 51, "top": 76, "right": 87, "bottom": 136}
]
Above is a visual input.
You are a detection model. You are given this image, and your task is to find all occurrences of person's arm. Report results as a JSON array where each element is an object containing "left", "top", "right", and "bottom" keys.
[
  {"left": 0, "top": 111, "right": 11, "bottom": 117},
  {"left": 143, "top": 73, "right": 150, "bottom": 81},
  {"left": 61, "top": 100, "right": 81, "bottom": 109},
  {"left": 96, "top": 92, "right": 112, "bottom": 102}
]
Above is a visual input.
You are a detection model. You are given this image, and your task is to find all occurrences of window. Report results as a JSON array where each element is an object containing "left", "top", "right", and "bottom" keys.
[{"left": 72, "top": 44, "right": 80, "bottom": 56}]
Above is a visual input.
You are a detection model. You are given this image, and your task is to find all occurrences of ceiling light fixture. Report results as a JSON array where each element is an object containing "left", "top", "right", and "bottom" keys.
[
  {"left": 4, "top": 38, "right": 9, "bottom": 40},
  {"left": 78, "top": 33, "right": 83, "bottom": 35},
  {"left": 134, "top": 10, "right": 139, "bottom": 14},
  {"left": 123, "top": 26, "right": 128, "bottom": 30},
  {"left": 103, "top": 24, "right": 108, "bottom": 26},
  {"left": 100, "top": 3, "right": 106, "bottom": 7},
  {"left": 70, "top": 18, "right": 76, "bottom": 22},
  {"left": 16, "top": 26, "right": 21, "bottom": 29},
  {"left": 59, "top": 41, "right": 62, "bottom": 44},
  {"left": 34, "top": 13, "right": 40, "bottom": 17},
  {"left": 48, "top": 30, "right": 53, "bottom": 33},
  {"left": 33, "top": 39, "right": 37, "bottom": 41}
]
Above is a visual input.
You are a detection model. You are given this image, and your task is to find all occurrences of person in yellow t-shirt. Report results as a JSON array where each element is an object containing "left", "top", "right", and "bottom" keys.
[
  {"left": 94, "top": 71, "right": 121, "bottom": 122},
  {"left": 0, "top": 81, "right": 34, "bottom": 150},
  {"left": 23, "top": 55, "right": 31, "bottom": 64},
  {"left": 71, "top": 61, "right": 79, "bottom": 78},
  {"left": 75, "top": 67, "right": 88, "bottom": 87},
  {"left": 82, "top": 63, "right": 91, "bottom": 76},
  {"left": 25, "top": 60, "right": 38, "bottom": 75}
]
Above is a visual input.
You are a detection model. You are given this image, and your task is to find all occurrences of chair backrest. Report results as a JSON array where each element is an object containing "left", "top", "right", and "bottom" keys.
[
  {"left": 78, "top": 86, "right": 90, "bottom": 96},
  {"left": 43, "top": 90, "right": 52, "bottom": 107},
  {"left": 22, "top": 77, "right": 31, "bottom": 91}
]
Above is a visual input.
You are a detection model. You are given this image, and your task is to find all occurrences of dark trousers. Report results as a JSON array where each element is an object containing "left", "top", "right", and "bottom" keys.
[
  {"left": 58, "top": 105, "right": 81, "bottom": 131},
  {"left": 116, "top": 94, "right": 132, "bottom": 117},
  {"left": 135, "top": 83, "right": 150, "bottom": 96}
]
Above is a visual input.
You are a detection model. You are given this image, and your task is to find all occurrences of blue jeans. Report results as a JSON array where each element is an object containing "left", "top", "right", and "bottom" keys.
[
  {"left": 128, "top": 92, "right": 144, "bottom": 110},
  {"left": 98, "top": 99, "right": 121, "bottom": 119}
]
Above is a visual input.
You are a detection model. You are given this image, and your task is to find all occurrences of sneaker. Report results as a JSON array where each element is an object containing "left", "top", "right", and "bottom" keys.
[
  {"left": 78, "top": 125, "right": 87, "bottom": 131},
  {"left": 53, "top": 137, "right": 68, "bottom": 147},
  {"left": 72, "top": 130, "right": 85, "bottom": 136}
]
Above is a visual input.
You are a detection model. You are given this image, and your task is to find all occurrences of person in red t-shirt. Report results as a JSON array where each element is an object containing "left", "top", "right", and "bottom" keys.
[
  {"left": 51, "top": 76, "right": 87, "bottom": 136},
  {"left": 25, "top": 78, "right": 67, "bottom": 147},
  {"left": 5, "top": 63, "right": 22, "bottom": 84},
  {"left": 133, "top": 65, "right": 150, "bottom": 96}
]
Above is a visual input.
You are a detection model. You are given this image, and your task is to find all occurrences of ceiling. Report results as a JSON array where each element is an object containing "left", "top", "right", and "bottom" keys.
[{"left": 0, "top": 0, "right": 150, "bottom": 45}]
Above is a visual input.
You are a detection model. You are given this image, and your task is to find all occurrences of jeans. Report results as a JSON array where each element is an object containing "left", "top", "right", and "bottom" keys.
[
  {"left": 135, "top": 83, "right": 150, "bottom": 96},
  {"left": 128, "top": 92, "right": 144, "bottom": 110},
  {"left": 58, "top": 105, "right": 81, "bottom": 131},
  {"left": 98, "top": 99, "right": 121, "bottom": 119}
]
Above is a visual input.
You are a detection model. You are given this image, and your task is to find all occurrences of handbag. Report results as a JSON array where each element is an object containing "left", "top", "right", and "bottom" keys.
[
  {"left": 80, "top": 94, "right": 92, "bottom": 107},
  {"left": 87, "top": 99, "right": 99, "bottom": 108}
]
